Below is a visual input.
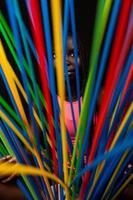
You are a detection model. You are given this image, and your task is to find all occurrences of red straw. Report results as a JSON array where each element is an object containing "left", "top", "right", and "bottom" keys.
[
  {"left": 121, "top": 64, "right": 133, "bottom": 104},
  {"left": 79, "top": 0, "right": 132, "bottom": 198},
  {"left": 28, "top": 0, "right": 58, "bottom": 176}
]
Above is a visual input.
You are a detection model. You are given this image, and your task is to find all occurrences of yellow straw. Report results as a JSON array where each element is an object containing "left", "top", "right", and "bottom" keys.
[
  {"left": 109, "top": 97, "right": 120, "bottom": 131},
  {"left": 87, "top": 103, "right": 132, "bottom": 199},
  {"left": 50, "top": 0, "right": 68, "bottom": 185},
  {"left": 0, "top": 41, "right": 32, "bottom": 140},
  {"left": 0, "top": 162, "right": 68, "bottom": 191},
  {"left": 112, "top": 174, "right": 133, "bottom": 200},
  {"left": 110, "top": 103, "right": 133, "bottom": 149},
  {"left": 101, "top": 151, "right": 129, "bottom": 200},
  {"left": 0, "top": 41, "right": 54, "bottom": 199},
  {"left": 0, "top": 110, "right": 34, "bottom": 153}
]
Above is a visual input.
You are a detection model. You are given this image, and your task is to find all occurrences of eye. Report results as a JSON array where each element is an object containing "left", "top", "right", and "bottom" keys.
[
  {"left": 70, "top": 52, "right": 74, "bottom": 57},
  {"left": 52, "top": 52, "right": 56, "bottom": 59},
  {"left": 67, "top": 49, "right": 79, "bottom": 58},
  {"left": 68, "top": 50, "right": 74, "bottom": 57}
]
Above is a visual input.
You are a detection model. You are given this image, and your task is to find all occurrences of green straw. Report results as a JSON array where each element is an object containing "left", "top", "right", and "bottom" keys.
[
  {"left": 0, "top": 17, "right": 49, "bottom": 129},
  {"left": 0, "top": 131, "right": 38, "bottom": 200},
  {"left": 0, "top": 12, "right": 45, "bottom": 105},
  {"left": 0, "top": 131, "right": 14, "bottom": 156},
  {"left": 0, "top": 12, "right": 14, "bottom": 45},
  {"left": 0, "top": 141, "right": 8, "bottom": 156},
  {"left": 69, "top": 0, "right": 113, "bottom": 185},
  {"left": 0, "top": 96, "right": 26, "bottom": 130}
]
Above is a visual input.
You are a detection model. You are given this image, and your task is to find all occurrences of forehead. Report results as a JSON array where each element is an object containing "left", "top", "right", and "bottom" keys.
[{"left": 67, "top": 35, "right": 74, "bottom": 48}]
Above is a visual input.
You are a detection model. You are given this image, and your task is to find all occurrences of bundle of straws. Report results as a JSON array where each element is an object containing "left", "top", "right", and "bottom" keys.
[{"left": 0, "top": 0, "right": 133, "bottom": 199}]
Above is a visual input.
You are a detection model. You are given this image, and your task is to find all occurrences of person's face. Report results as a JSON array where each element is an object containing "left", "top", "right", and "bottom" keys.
[
  {"left": 53, "top": 35, "right": 82, "bottom": 100},
  {"left": 53, "top": 35, "right": 81, "bottom": 80}
]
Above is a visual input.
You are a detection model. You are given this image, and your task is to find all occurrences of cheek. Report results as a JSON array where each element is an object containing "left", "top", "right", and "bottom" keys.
[
  {"left": 71, "top": 57, "right": 80, "bottom": 66},
  {"left": 77, "top": 58, "right": 81, "bottom": 69},
  {"left": 78, "top": 58, "right": 81, "bottom": 65},
  {"left": 53, "top": 60, "right": 56, "bottom": 69}
]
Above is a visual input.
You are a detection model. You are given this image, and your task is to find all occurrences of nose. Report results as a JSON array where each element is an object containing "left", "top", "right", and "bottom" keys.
[
  {"left": 65, "top": 54, "right": 73, "bottom": 64},
  {"left": 66, "top": 54, "right": 69, "bottom": 61}
]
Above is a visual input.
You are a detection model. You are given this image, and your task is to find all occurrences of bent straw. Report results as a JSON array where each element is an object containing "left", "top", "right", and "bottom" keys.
[
  {"left": 1, "top": 117, "right": 52, "bottom": 200},
  {"left": 0, "top": 163, "right": 68, "bottom": 192},
  {"left": 0, "top": 131, "right": 39, "bottom": 200},
  {"left": 1, "top": 121, "right": 44, "bottom": 199}
]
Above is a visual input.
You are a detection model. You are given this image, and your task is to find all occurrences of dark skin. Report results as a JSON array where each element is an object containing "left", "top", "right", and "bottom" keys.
[
  {"left": 0, "top": 156, "right": 26, "bottom": 200},
  {"left": 1, "top": 36, "right": 133, "bottom": 200},
  {"left": 53, "top": 35, "right": 82, "bottom": 102}
]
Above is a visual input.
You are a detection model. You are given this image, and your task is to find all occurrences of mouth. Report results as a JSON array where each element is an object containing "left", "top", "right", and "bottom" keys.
[
  {"left": 68, "top": 69, "right": 75, "bottom": 76},
  {"left": 67, "top": 64, "right": 75, "bottom": 76}
]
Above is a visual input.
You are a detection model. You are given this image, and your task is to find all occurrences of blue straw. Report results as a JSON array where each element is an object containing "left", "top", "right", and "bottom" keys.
[
  {"left": 70, "top": 128, "right": 133, "bottom": 186},
  {"left": 41, "top": 0, "right": 63, "bottom": 198},
  {"left": 1, "top": 117, "right": 45, "bottom": 200},
  {"left": 90, "top": 115, "right": 133, "bottom": 200},
  {"left": 1, "top": 69, "right": 33, "bottom": 146},
  {"left": 17, "top": 179, "right": 33, "bottom": 200},
  {"left": 78, "top": 0, "right": 122, "bottom": 171},
  {"left": 104, "top": 151, "right": 133, "bottom": 200},
  {"left": 69, "top": 0, "right": 81, "bottom": 113},
  {"left": 0, "top": 106, "right": 32, "bottom": 147},
  {"left": 95, "top": 7, "right": 133, "bottom": 157},
  {"left": 41, "top": 0, "right": 63, "bottom": 179},
  {"left": 14, "top": 0, "right": 49, "bottom": 161},
  {"left": 6, "top": 0, "right": 41, "bottom": 150},
  {"left": 63, "top": 0, "right": 77, "bottom": 135},
  {"left": 97, "top": 48, "right": 133, "bottom": 156},
  {"left": 110, "top": 161, "right": 133, "bottom": 199},
  {"left": 83, "top": 108, "right": 132, "bottom": 199},
  {"left": 0, "top": 67, "right": 22, "bottom": 124},
  {"left": 6, "top": 1, "right": 49, "bottom": 197}
]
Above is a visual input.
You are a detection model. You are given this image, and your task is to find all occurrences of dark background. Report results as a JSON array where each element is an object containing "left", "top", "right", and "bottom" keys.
[{"left": 1, "top": 0, "right": 98, "bottom": 103}]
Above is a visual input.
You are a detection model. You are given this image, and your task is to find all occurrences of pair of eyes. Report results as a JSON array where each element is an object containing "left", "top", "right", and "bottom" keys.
[{"left": 52, "top": 49, "right": 79, "bottom": 59}]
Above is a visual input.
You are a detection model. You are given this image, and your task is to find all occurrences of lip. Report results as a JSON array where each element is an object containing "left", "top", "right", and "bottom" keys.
[
  {"left": 67, "top": 64, "right": 75, "bottom": 71},
  {"left": 64, "top": 64, "right": 76, "bottom": 77},
  {"left": 68, "top": 68, "right": 75, "bottom": 74},
  {"left": 64, "top": 70, "right": 75, "bottom": 77}
]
